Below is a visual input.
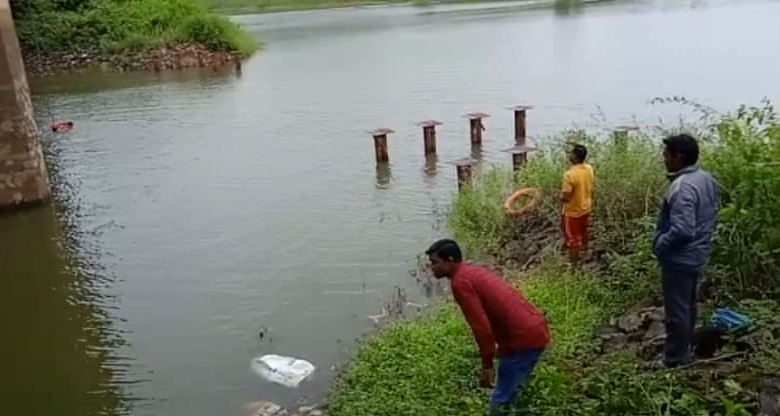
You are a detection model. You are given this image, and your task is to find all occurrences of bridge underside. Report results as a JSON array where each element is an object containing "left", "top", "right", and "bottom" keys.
[{"left": 0, "top": 0, "right": 50, "bottom": 212}]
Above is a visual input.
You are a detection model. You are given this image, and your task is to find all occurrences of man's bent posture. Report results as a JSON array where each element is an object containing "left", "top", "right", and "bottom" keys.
[{"left": 426, "top": 239, "right": 550, "bottom": 416}]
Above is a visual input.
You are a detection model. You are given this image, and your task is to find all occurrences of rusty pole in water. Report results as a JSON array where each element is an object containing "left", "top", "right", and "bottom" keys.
[
  {"left": 465, "top": 112, "right": 489, "bottom": 146},
  {"left": 509, "top": 105, "right": 533, "bottom": 146},
  {"left": 613, "top": 125, "right": 638, "bottom": 151},
  {"left": 369, "top": 128, "right": 394, "bottom": 163},
  {"left": 502, "top": 144, "right": 537, "bottom": 171},
  {"left": 417, "top": 120, "right": 442, "bottom": 155},
  {"left": 455, "top": 158, "right": 476, "bottom": 191}
]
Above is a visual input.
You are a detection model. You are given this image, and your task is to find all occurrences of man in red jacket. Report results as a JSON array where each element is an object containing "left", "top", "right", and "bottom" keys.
[{"left": 426, "top": 239, "right": 550, "bottom": 416}]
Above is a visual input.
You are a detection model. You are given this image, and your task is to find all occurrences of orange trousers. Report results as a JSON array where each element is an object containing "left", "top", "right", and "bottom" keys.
[{"left": 561, "top": 213, "right": 590, "bottom": 249}]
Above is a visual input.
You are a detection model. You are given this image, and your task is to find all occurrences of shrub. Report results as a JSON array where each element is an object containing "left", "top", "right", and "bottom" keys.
[
  {"left": 449, "top": 100, "right": 780, "bottom": 301},
  {"left": 701, "top": 102, "right": 780, "bottom": 299},
  {"left": 177, "top": 14, "right": 257, "bottom": 55},
  {"left": 15, "top": 0, "right": 258, "bottom": 56}
]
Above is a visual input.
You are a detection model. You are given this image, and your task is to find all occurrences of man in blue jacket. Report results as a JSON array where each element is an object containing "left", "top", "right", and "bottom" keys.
[{"left": 653, "top": 134, "right": 719, "bottom": 368}]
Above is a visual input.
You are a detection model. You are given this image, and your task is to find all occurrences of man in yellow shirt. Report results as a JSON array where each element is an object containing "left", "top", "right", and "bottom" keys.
[{"left": 560, "top": 144, "right": 595, "bottom": 266}]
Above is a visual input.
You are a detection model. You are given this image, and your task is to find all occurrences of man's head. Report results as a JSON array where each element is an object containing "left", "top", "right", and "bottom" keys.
[
  {"left": 569, "top": 144, "right": 587, "bottom": 164},
  {"left": 425, "top": 239, "right": 463, "bottom": 279},
  {"left": 662, "top": 134, "right": 699, "bottom": 173}
]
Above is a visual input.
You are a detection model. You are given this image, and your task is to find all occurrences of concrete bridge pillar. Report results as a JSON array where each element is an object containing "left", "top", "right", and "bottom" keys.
[{"left": 0, "top": 0, "right": 50, "bottom": 211}]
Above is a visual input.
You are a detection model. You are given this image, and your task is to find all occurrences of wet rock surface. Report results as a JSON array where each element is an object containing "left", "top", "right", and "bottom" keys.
[{"left": 22, "top": 43, "right": 241, "bottom": 78}]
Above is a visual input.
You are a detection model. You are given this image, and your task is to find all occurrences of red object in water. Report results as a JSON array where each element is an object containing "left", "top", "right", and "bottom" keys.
[{"left": 50, "top": 121, "right": 74, "bottom": 132}]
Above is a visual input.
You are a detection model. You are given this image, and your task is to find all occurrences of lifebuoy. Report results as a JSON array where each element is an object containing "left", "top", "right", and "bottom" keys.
[{"left": 504, "top": 187, "right": 542, "bottom": 217}]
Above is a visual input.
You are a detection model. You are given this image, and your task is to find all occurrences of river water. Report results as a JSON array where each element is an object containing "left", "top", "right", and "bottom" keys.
[{"left": 1, "top": 1, "right": 779, "bottom": 415}]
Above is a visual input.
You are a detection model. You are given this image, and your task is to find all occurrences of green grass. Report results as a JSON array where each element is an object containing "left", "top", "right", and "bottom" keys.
[
  {"left": 328, "top": 264, "right": 612, "bottom": 416},
  {"left": 329, "top": 100, "right": 780, "bottom": 415},
  {"left": 328, "top": 260, "right": 766, "bottom": 415},
  {"left": 14, "top": 0, "right": 259, "bottom": 56}
]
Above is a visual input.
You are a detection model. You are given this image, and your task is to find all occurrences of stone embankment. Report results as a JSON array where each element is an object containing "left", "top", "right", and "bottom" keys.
[{"left": 23, "top": 43, "right": 241, "bottom": 77}]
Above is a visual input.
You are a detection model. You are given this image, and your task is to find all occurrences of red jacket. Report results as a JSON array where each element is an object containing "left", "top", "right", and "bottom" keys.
[{"left": 450, "top": 263, "right": 550, "bottom": 369}]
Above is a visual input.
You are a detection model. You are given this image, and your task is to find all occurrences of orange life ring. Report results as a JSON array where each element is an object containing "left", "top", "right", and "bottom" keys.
[{"left": 504, "top": 187, "right": 542, "bottom": 217}]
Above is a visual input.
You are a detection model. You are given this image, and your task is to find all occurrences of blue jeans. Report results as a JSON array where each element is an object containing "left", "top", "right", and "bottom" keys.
[{"left": 489, "top": 348, "right": 545, "bottom": 416}]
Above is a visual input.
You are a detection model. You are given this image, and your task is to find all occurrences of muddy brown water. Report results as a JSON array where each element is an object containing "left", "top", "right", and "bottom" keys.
[{"left": 1, "top": 0, "right": 779, "bottom": 415}]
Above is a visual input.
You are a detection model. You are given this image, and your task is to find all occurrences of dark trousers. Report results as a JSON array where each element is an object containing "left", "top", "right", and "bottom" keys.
[
  {"left": 661, "top": 268, "right": 700, "bottom": 365},
  {"left": 489, "top": 348, "right": 545, "bottom": 416}
]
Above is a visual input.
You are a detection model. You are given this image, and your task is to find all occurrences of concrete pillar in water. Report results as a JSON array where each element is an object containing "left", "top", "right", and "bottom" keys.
[
  {"left": 416, "top": 120, "right": 442, "bottom": 155},
  {"left": 502, "top": 143, "right": 537, "bottom": 172},
  {"left": 454, "top": 157, "right": 476, "bottom": 191},
  {"left": 613, "top": 125, "right": 639, "bottom": 151},
  {"left": 508, "top": 105, "right": 533, "bottom": 146},
  {"left": 369, "top": 128, "right": 394, "bottom": 163},
  {"left": 0, "top": 0, "right": 50, "bottom": 212},
  {"left": 464, "top": 112, "right": 489, "bottom": 146}
]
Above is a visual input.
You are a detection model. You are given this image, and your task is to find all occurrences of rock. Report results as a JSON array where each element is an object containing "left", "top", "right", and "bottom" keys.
[
  {"left": 646, "top": 307, "right": 665, "bottom": 323},
  {"left": 297, "top": 405, "right": 325, "bottom": 416},
  {"left": 244, "top": 401, "right": 288, "bottom": 416},
  {"left": 644, "top": 320, "right": 666, "bottom": 341},
  {"left": 617, "top": 313, "right": 644, "bottom": 333}
]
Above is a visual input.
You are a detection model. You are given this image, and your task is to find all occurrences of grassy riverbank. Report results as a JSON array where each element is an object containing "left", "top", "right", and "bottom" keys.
[
  {"left": 328, "top": 99, "right": 780, "bottom": 415},
  {"left": 12, "top": 0, "right": 258, "bottom": 75}
]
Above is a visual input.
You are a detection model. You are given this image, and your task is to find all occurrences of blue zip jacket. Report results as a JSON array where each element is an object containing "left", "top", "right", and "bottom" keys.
[{"left": 653, "top": 164, "right": 720, "bottom": 272}]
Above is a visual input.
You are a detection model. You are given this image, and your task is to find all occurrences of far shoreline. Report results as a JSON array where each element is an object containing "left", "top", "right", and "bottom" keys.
[
  {"left": 215, "top": 0, "right": 613, "bottom": 16},
  {"left": 23, "top": 0, "right": 608, "bottom": 79}
]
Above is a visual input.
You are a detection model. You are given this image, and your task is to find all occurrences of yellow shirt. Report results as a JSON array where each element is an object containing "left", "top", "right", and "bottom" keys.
[{"left": 562, "top": 163, "right": 595, "bottom": 217}]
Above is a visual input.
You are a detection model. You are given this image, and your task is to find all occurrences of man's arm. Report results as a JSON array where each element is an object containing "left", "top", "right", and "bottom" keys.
[
  {"left": 452, "top": 280, "right": 496, "bottom": 369},
  {"left": 654, "top": 182, "right": 697, "bottom": 256},
  {"left": 561, "top": 171, "right": 574, "bottom": 203}
]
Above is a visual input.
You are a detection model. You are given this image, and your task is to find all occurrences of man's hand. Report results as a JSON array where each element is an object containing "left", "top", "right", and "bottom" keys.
[{"left": 479, "top": 368, "right": 495, "bottom": 388}]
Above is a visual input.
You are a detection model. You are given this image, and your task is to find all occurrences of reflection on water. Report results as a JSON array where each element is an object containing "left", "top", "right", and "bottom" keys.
[
  {"left": 424, "top": 154, "right": 438, "bottom": 178},
  {"left": 0, "top": 204, "right": 131, "bottom": 415},
  {"left": 375, "top": 162, "right": 393, "bottom": 188},
  {"left": 29, "top": 67, "right": 240, "bottom": 96},
  {"left": 471, "top": 144, "right": 485, "bottom": 161}
]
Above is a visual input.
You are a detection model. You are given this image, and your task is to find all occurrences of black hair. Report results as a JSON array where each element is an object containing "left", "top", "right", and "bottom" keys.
[
  {"left": 425, "top": 239, "right": 463, "bottom": 262},
  {"left": 571, "top": 144, "right": 588, "bottom": 162},
  {"left": 663, "top": 134, "right": 699, "bottom": 166}
]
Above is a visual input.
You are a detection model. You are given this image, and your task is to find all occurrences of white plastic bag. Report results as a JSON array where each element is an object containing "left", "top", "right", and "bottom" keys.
[{"left": 251, "top": 354, "right": 315, "bottom": 388}]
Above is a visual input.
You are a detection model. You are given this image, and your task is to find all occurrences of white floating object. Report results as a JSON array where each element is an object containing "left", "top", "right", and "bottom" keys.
[
  {"left": 367, "top": 307, "right": 388, "bottom": 326},
  {"left": 251, "top": 354, "right": 315, "bottom": 388}
]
